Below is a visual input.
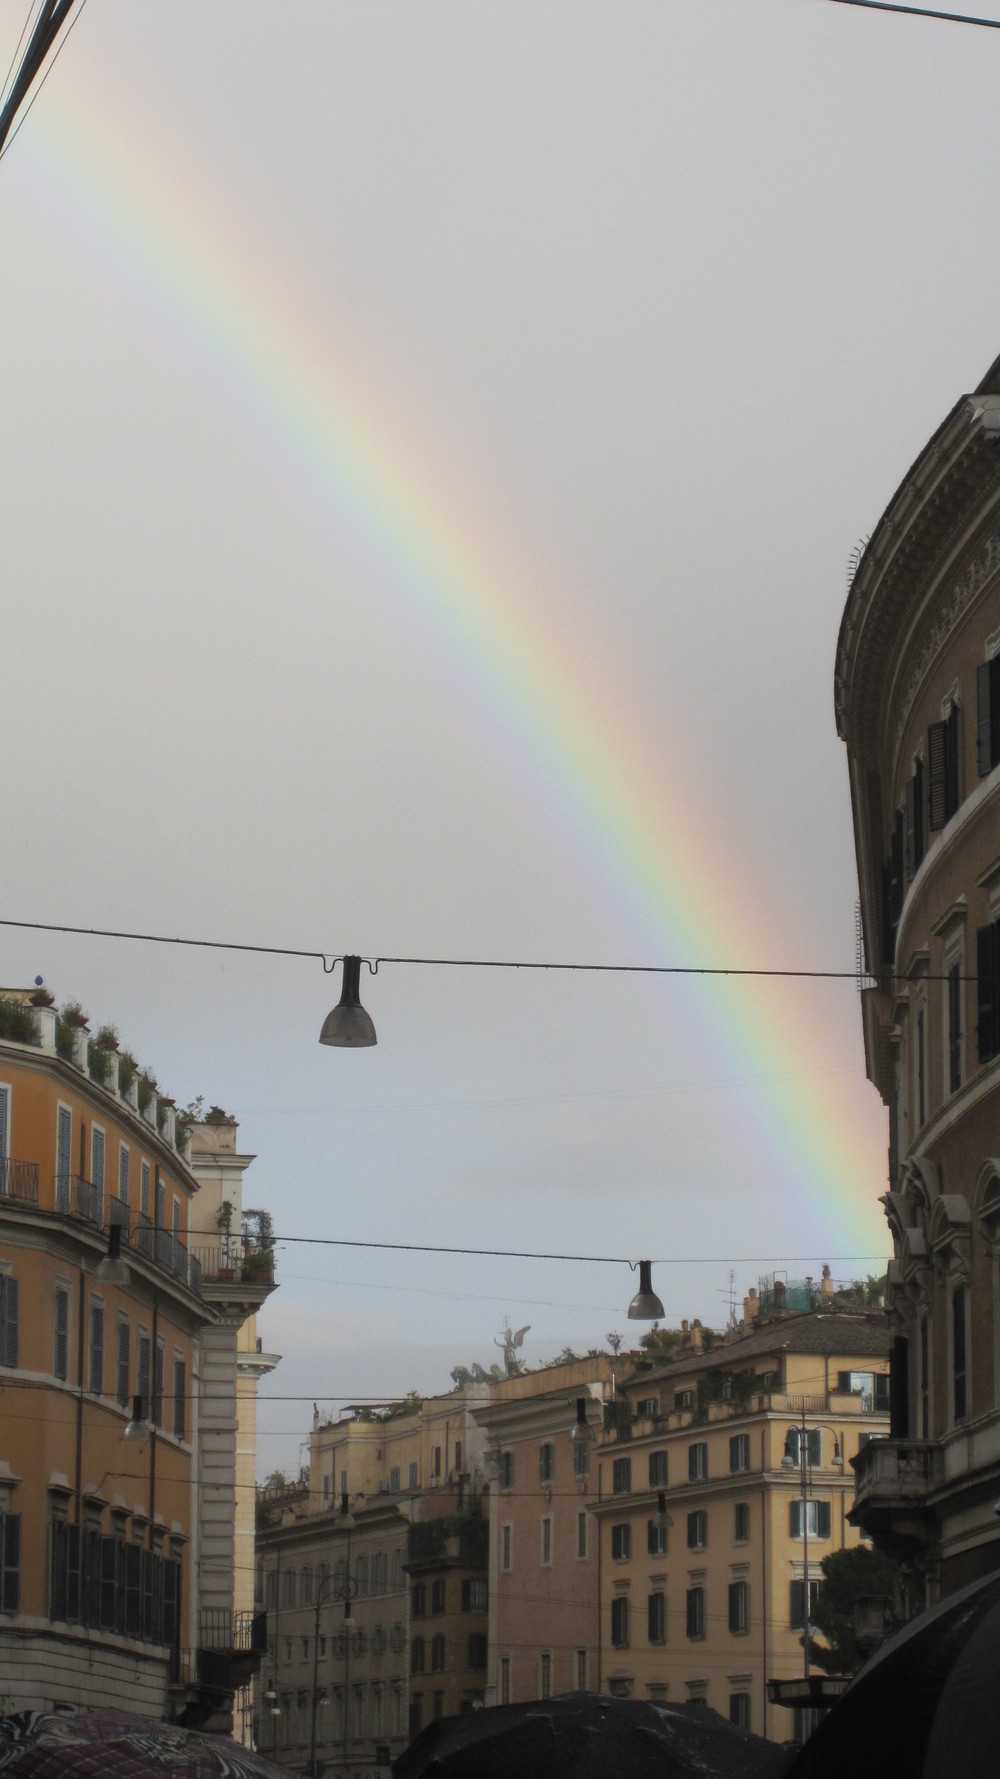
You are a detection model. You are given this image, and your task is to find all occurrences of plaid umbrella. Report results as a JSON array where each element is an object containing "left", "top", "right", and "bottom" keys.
[{"left": 0, "top": 1710, "right": 296, "bottom": 1779}]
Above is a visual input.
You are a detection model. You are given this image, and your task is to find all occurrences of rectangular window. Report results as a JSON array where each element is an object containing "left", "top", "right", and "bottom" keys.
[
  {"left": 789, "top": 1500, "right": 832, "bottom": 1539},
  {"left": 728, "top": 1580, "right": 749, "bottom": 1634},
  {"left": 610, "top": 1596, "right": 629, "bottom": 1648},
  {"left": 498, "top": 1452, "right": 514, "bottom": 1490},
  {"left": 468, "top": 1633, "right": 488, "bottom": 1667},
  {"left": 430, "top": 1633, "right": 445, "bottom": 1672},
  {"left": 431, "top": 1579, "right": 445, "bottom": 1615},
  {"left": 788, "top": 1426, "right": 823, "bottom": 1464},
  {"left": 790, "top": 1578, "right": 822, "bottom": 1630},
  {"left": 500, "top": 1658, "right": 511, "bottom": 1705},
  {"left": 573, "top": 1440, "right": 590, "bottom": 1479},
  {"left": 649, "top": 1450, "right": 668, "bottom": 1488},
  {"left": 409, "top": 1461, "right": 419, "bottom": 1489},
  {"left": 977, "top": 654, "right": 1000, "bottom": 777},
  {"left": 612, "top": 1457, "right": 632, "bottom": 1495},
  {"left": 140, "top": 1161, "right": 150, "bottom": 1219},
  {"left": 540, "top": 1516, "right": 553, "bottom": 1566},
  {"left": 153, "top": 1341, "right": 164, "bottom": 1427},
  {"left": 0, "top": 1510, "right": 21, "bottom": 1614},
  {"left": 905, "top": 758, "right": 925, "bottom": 879},
  {"left": 647, "top": 1590, "right": 666, "bottom": 1644},
  {"left": 91, "top": 1127, "right": 105, "bottom": 1191},
  {"left": 688, "top": 1442, "right": 707, "bottom": 1481},
  {"left": 461, "top": 1577, "right": 487, "bottom": 1612},
  {"left": 389, "top": 1466, "right": 400, "bottom": 1492},
  {"left": 56, "top": 1105, "right": 71, "bottom": 1209},
  {"left": 928, "top": 702, "right": 960, "bottom": 829},
  {"left": 953, "top": 1283, "right": 968, "bottom": 1422},
  {"left": 0, "top": 1274, "right": 17, "bottom": 1369},
  {"left": 501, "top": 1524, "right": 512, "bottom": 1573},
  {"left": 539, "top": 1442, "right": 554, "bottom": 1483},
  {"left": 137, "top": 1332, "right": 150, "bottom": 1419},
  {"left": 539, "top": 1652, "right": 552, "bottom": 1700},
  {"left": 686, "top": 1586, "right": 705, "bottom": 1640},
  {"left": 977, "top": 921, "right": 1000, "bottom": 1065},
  {"left": 729, "top": 1434, "right": 750, "bottom": 1474},
  {"left": 576, "top": 1510, "right": 589, "bottom": 1560},
  {"left": 54, "top": 1287, "right": 69, "bottom": 1381},
  {"left": 88, "top": 1302, "right": 104, "bottom": 1394},
  {"left": 433, "top": 1446, "right": 442, "bottom": 1478},
  {"left": 611, "top": 1523, "right": 631, "bottom": 1561},
  {"left": 734, "top": 1502, "right": 750, "bottom": 1544},
  {"left": 575, "top": 1649, "right": 588, "bottom": 1691},
  {"left": 410, "top": 1636, "right": 425, "bottom": 1675},
  {"left": 118, "top": 1145, "right": 129, "bottom": 1205},
  {"left": 648, "top": 1517, "right": 668, "bottom": 1557},
  {"left": 173, "top": 1356, "right": 186, "bottom": 1440},
  {"left": 948, "top": 961, "right": 963, "bottom": 1093},
  {"left": 116, "top": 1320, "right": 130, "bottom": 1408},
  {"left": 687, "top": 1510, "right": 707, "bottom": 1550},
  {"left": 729, "top": 1693, "right": 751, "bottom": 1732}
]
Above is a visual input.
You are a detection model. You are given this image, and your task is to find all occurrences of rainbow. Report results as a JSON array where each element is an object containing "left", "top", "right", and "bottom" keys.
[{"left": 8, "top": 56, "right": 888, "bottom": 1260}]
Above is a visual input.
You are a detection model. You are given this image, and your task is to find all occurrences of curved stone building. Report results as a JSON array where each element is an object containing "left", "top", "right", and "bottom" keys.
[{"left": 836, "top": 355, "right": 1000, "bottom": 1598}]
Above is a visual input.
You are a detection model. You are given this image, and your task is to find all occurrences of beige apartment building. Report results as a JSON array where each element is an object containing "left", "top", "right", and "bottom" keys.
[
  {"left": 837, "top": 356, "right": 1000, "bottom": 1599},
  {"left": 473, "top": 1355, "right": 621, "bottom": 1707},
  {"left": 592, "top": 1305, "right": 888, "bottom": 1742},
  {"left": 256, "top": 1385, "right": 491, "bottom": 1774}
]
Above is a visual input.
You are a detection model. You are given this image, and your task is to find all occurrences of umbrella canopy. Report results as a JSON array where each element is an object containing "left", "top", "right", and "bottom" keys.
[
  {"left": 393, "top": 1693, "right": 791, "bottom": 1779},
  {"left": 0, "top": 1709, "right": 295, "bottom": 1779},
  {"left": 785, "top": 1567, "right": 1000, "bottom": 1778}
]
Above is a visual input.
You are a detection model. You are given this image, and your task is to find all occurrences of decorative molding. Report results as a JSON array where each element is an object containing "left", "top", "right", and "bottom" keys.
[{"left": 892, "top": 518, "right": 1000, "bottom": 761}]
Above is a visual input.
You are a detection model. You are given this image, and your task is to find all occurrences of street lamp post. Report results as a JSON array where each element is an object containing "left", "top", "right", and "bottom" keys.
[
  {"left": 783, "top": 1408, "right": 842, "bottom": 1683},
  {"left": 307, "top": 1494, "right": 358, "bottom": 1779}
]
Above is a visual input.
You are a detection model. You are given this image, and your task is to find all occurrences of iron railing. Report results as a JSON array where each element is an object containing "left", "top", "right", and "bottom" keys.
[
  {"left": 189, "top": 1240, "right": 275, "bottom": 1287},
  {"left": 0, "top": 1157, "right": 38, "bottom": 1203}
]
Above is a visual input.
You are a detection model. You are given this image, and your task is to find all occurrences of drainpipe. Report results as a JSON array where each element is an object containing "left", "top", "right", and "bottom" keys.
[{"left": 74, "top": 1266, "right": 86, "bottom": 1524}]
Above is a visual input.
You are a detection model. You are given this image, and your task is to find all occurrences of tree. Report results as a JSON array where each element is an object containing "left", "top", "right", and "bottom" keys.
[{"left": 809, "top": 1544, "right": 899, "bottom": 1674}]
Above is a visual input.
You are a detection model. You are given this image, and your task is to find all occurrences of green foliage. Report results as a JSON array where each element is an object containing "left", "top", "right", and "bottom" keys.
[
  {"left": 60, "top": 1000, "right": 87, "bottom": 1027},
  {"left": 87, "top": 1040, "right": 113, "bottom": 1086},
  {"left": 638, "top": 1323, "right": 682, "bottom": 1361},
  {"left": 118, "top": 1051, "right": 138, "bottom": 1096},
  {"left": 94, "top": 1024, "right": 119, "bottom": 1049},
  {"left": 0, "top": 995, "right": 38, "bottom": 1045},
  {"left": 809, "top": 1544, "right": 900, "bottom": 1675},
  {"left": 55, "top": 1017, "right": 74, "bottom": 1061},
  {"left": 137, "top": 1070, "right": 157, "bottom": 1114}
]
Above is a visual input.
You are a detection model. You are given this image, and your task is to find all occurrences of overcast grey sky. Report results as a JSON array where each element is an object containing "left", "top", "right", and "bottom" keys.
[{"left": 1, "top": 0, "right": 995, "bottom": 1476}]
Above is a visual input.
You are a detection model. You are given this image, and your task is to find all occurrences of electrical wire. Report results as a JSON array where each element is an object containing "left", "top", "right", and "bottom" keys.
[
  {"left": 184, "top": 1230, "right": 890, "bottom": 1265},
  {"left": 0, "top": 914, "right": 976, "bottom": 983},
  {"left": 0, "top": 0, "right": 88, "bottom": 163},
  {"left": 823, "top": 0, "right": 1000, "bottom": 26}
]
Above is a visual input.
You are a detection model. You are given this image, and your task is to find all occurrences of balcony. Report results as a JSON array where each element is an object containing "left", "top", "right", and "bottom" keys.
[
  {"left": 189, "top": 1239, "right": 275, "bottom": 1289},
  {"left": 850, "top": 1437, "right": 939, "bottom": 1551},
  {"left": 0, "top": 1157, "right": 39, "bottom": 1204},
  {"left": 45, "top": 1181, "right": 203, "bottom": 1296}
]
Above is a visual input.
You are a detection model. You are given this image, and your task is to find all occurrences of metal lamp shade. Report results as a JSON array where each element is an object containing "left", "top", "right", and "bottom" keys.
[
  {"left": 627, "top": 1259, "right": 665, "bottom": 1321},
  {"left": 319, "top": 956, "right": 377, "bottom": 1047}
]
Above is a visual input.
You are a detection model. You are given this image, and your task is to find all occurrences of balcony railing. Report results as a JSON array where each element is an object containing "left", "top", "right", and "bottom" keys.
[
  {"left": 54, "top": 1174, "right": 103, "bottom": 1225},
  {"left": 46, "top": 1183, "right": 203, "bottom": 1297},
  {"left": 199, "top": 1608, "right": 268, "bottom": 1653},
  {"left": 0, "top": 1157, "right": 39, "bottom": 1203},
  {"left": 852, "top": 1437, "right": 938, "bottom": 1508},
  {"left": 189, "top": 1239, "right": 275, "bottom": 1287}
]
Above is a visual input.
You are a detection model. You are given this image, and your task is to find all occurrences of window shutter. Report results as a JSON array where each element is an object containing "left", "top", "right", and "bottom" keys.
[
  {"left": 978, "top": 661, "right": 994, "bottom": 777},
  {"left": 789, "top": 1500, "right": 801, "bottom": 1538},
  {"left": 945, "top": 702, "right": 960, "bottom": 818},
  {"left": 1, "top": 1513, "right": 20, "bottom": 1614},
  {"left": 3, "top": 1276, "right": 17, "bottom": 1368},
  {"left": 790, "top": 1580, "right": 804, "bottom": 1629},
  {"left": 904, "top": 775, "right": 916, "bottom": 881},
  {"left": 928, "top": 720, "right": 947, "bottom": 828},
  {"left": 913, "top": 758, "right": 925, "bottom": 870},
  {"left": 978, "top": 923, "right": 999, "bottom": 1064},
  {"left": 816, "top": 1501, "right": 832, "bottom": 1538}
]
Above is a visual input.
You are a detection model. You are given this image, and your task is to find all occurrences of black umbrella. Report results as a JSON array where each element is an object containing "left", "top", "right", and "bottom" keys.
[
  {"left": 0, "top": 1708, "right": 297, "bottom": 1778},
  {"left": 785, "top": 1567, "right": 1000, "bottom": 1778},
  {"left": 393, "top": 1693, "right": 791, "bottom": 1779}
]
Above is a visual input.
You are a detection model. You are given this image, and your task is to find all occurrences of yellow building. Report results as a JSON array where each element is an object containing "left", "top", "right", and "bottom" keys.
[
  {"left": 0, "top": 988, "right": 276, "bottom": 1730},
  {"left": 592, "top": 1302, "right": 889, "bottom": 1742},
  {"left": 256, "top": 1385, "right": 492, "bottom": 1773}
]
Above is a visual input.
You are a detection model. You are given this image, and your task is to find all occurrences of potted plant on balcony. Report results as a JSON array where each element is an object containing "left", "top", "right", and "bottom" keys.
[{"left": 217, "top": 1199, "right": 236, "bottom": 1280}]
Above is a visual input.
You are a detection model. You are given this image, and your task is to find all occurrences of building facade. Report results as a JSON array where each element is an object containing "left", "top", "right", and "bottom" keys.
[
  {"left": 592, "top": 1308, "right": 889, "bottom": 1742},
  {"left": 836, "top": 360, "right": 1000, "bottom": 1597},
  {"left": 0, "top": 989, "right": 276, "bottom": 1728},
  {"left": 472, "top": 1356, "right": 620, "bottom": 1708},
  {"left": 256, "top": 1386, "right": 490, "bottom": 1774}
]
